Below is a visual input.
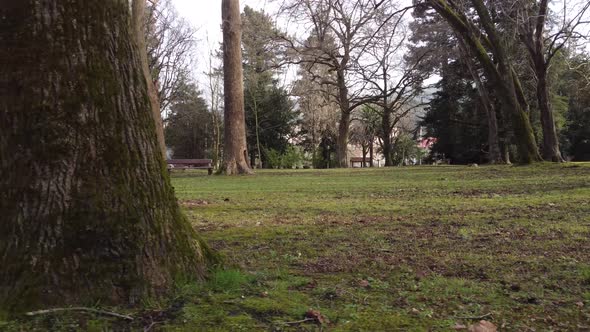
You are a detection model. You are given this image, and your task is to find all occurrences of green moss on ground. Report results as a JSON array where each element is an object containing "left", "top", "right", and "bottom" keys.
[{"left": 6, "top": 164, "right": 590, "bottom": 330}]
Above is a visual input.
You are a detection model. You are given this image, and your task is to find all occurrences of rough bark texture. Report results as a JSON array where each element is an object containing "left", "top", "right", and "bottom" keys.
[
  {"left": 221, "top": 0, "right": 253, "bottom": 175},
  {"left": 0, "top": 0, "right": 214, "bottom": 314},
  {"left": 132, "top": 0, "right": 167, "bottom": 159}
]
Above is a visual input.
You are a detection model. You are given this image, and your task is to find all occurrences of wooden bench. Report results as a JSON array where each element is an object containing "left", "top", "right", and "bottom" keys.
[{"left": 166, "top": 159, "right": 213, "bottom": 175}]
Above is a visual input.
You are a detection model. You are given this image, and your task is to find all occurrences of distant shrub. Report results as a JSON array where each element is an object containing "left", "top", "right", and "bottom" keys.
[
  {"left": 265, "top": 146, "right": 304, "bottom": 169},
  {"left": 281, "top": 146, "right": 303, "bottom": 169},
  {"left": 265, "top": 148, "right": 282, "bottom": 169}
]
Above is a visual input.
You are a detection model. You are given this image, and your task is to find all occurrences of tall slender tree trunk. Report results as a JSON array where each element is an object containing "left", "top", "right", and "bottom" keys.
[
  {"left": 380, "top": 66, "right": 394, "bottom": 167},
  {"left": 0, "top": 0, "right": 214, "bottom": 314},
  {"left": 483, "top": 101, "right": 503, "bottom": 164},
  {"left": 132, "top": 0, "right": 167, "bottom": 159},
  {"left": 211, "top": 111, "right": 222, "bottom": 168},
  {"left": 361, "top": 144, "right": 368, "bottom": 167},
  {"left": 253, "top": 99, "right": 263, "bottom": 169},
  {"left": 336, "top": 110, "right": 351, "bottom": 168},
  {"left": 381, "top": 107, "right": 394, "bottom": 166},
  {"left": 536, "top": 63, "right": 564, "bottom": 162},
  {"left": 369, "top": 140, "right": 374, "bottom": 167},
  {"left": 520, "top": 0, "right": 563, "bottom": 162},
  {"left": 221, "top": 0, "right": 253, "bottom": 174},
  {"left": 476, "top": 86, "right": 502, "bottom": 164},
  {"left": 335, "top": 69, "right": 351, "bottom": 168},
  {"left": 497, "top": 68, "right": 541, "bottom": 163},
  {"left": 458, "top": 40, "right": 503, "bottom": 164}
]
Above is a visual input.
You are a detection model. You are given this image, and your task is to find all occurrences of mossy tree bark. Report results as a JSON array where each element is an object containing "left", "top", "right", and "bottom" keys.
[
  {"left": 427, "top": 0, "right": 542, "bottom": 164},
  {"left": 0, "top": 0, "right": 214, "bottom": 314},
  {"left": 221, "top": 0, "right": 254, "bottom": 175}
]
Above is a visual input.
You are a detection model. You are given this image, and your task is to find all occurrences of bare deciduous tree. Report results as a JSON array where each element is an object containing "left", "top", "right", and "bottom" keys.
[
  {"left": 278, "top": 0, "right": 413, "bottom": 167},
  {"left": 293, "top": 62, "right": 341, "bottom": 163},
  {"left": 360, "top": 10, "right": 428, "bottom": 166},
  {"left": 515, "top": 0, "right": 590, "bottom": 162},
  {"left": 134, "top": 0, "right": 167, "bottom": 158},
  {"left": 204, "top": 45, "right": 224, "bottom": 169},
  {"left": 146, "top": 0, "right": 197, "bottom": 113}
]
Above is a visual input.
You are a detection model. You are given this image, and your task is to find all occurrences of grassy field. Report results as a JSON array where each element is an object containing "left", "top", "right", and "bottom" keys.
[{"left": 5, "top": 164, "right": 590, "bottom": 331}]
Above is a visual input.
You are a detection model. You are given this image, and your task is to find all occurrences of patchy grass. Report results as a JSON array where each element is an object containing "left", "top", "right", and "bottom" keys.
[{"left": 5, "top": 163, "right": 590, "bottom": 331}]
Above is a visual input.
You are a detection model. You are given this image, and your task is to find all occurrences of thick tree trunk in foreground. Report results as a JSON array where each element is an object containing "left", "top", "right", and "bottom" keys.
[
  {"left": 221, "top": 0, "right": 253, "bottom": 175},
  {"left": 0, "top": 0, "right": 214, "bottom": 314}
]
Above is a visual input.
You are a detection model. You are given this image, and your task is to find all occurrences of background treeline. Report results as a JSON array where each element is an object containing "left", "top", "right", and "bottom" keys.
[{"left": 153, "top": 0, "right": 590, "bottom": 167}]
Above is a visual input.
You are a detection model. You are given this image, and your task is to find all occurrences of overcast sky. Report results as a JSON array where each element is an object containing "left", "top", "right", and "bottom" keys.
[
  {"left": 172, "top": 0, "right": 275, "bottom": 47},
  {"left": 170, "top": 0, "right": 589, "bottom": 93},
  {"left": 171, "top": 0, "right": 280, "bottom": 87}
]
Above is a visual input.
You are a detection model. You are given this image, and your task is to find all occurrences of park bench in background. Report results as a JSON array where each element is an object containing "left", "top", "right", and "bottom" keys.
[{"left": 166, "top": 159, "right": 213, "bottom": 175}]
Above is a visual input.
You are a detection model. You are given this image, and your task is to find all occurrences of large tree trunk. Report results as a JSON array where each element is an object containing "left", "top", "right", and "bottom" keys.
[
  {"left": 0, "top": 0, "right": 214, "bottom": 314},
  {"left": 221, "top": 0, "right": 253, "bottom": 175}
]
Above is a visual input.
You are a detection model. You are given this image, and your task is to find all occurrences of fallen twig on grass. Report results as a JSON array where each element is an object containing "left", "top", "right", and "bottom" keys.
[
  {"left": 25, "top": 307, "right": 133, "bottom": 321},
  {"left": 283, "top": 318, "right": 315, "bottom": 325},
  {"left": 453, "top": 312, "right": 492, "bottom": 320},
  {"left": 144, "top": 321, "right": 161, "bottom": 332}
]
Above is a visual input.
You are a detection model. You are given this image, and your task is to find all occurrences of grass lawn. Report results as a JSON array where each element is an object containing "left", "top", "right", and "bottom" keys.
[{"left": 4, "top": 163, "right": 590, "bottom": 331}]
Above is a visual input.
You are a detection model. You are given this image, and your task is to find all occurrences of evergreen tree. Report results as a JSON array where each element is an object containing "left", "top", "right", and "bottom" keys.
[{"left": 165, "top": 82, "right": 213, "bottom": 159}]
